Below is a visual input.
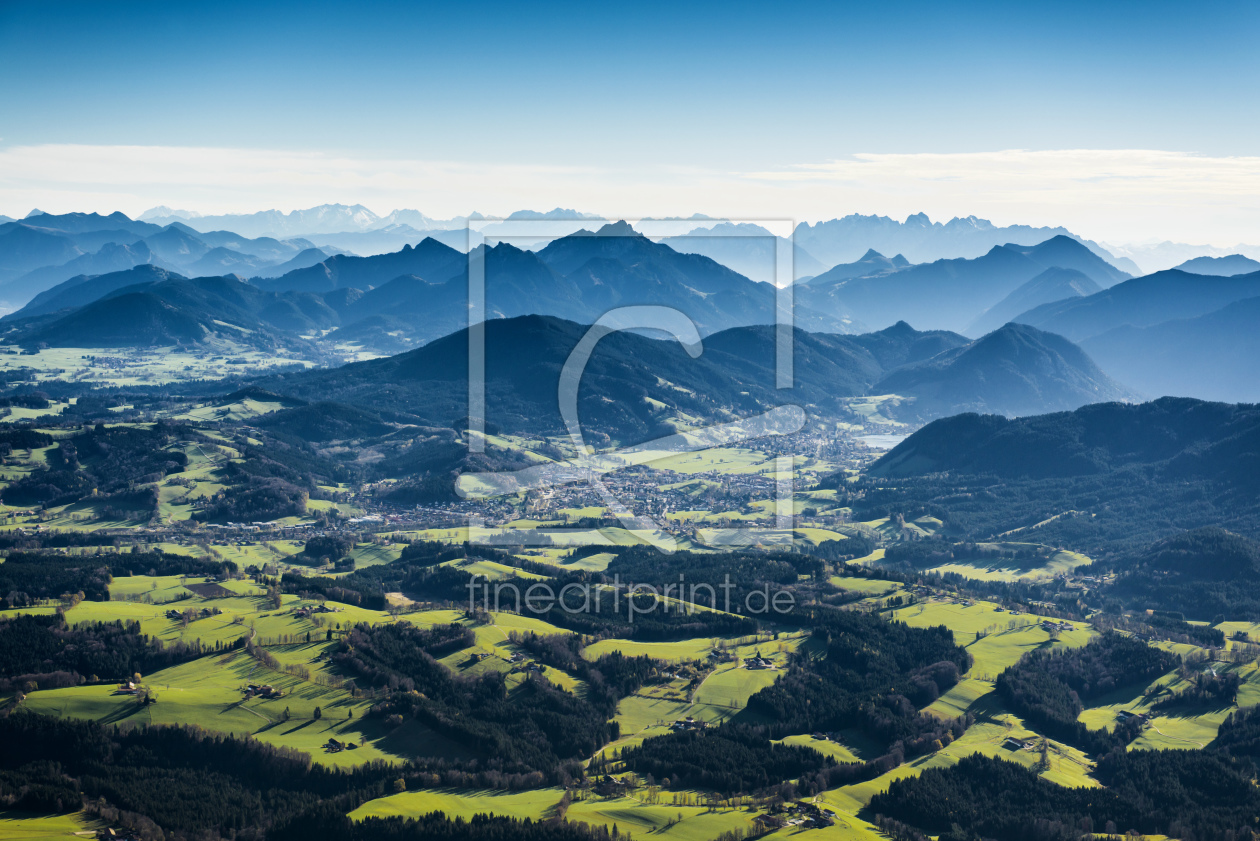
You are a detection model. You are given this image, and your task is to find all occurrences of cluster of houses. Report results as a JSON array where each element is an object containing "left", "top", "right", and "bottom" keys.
[
  {"left": 756, "top": 801, "right": 837, "bottom": 830},
  {"left": 1116, "top": 710, "right": 1150, "bottom": 725},
  {"left": 744, "top": 654, "right": 776, "bottom": 670},
  {"left": 323, "top": 737, "right": 357, "bottom": 753},
  {"left": 243, "top": 683, "right": 282, "bottom": 700},
  {"left": 1041, "top": 619, "right": 1074, "bottom": 633},
  {"left": 594, "top": 775, "right": 632, "bottom": 797},
  {"left": 291, "top": 603, "right": 340, "bottom": 619},
  {"left": 164, "top": 606, "right": 221, "bottom": 621},
  {"left": 670, "top": 716, "right": 709, "bottom": 732}
]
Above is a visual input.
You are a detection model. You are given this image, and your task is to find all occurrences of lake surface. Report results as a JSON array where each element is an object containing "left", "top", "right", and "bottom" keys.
[{"left": 857, "top": 433, "right": 909, "bottom": 450}]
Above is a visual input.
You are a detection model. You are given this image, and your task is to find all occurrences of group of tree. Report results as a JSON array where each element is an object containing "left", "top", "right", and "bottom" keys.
[
  {"left": 994, "top": 631, "right": 1178, "bottom": 753},
  {"left": 870, "top": 749, "right": 1260, "bottom": 841},
  {"left": 621, "top": 605, "right": 972, "bottom": 795}
]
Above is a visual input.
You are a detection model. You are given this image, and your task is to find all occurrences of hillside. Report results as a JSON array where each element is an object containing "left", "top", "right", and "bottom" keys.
[
  {"left": 1081, "top": 295, "right": 1260, "bottom": 403},
  {"left": 850, "top": 397, "right": 1260, "bottom": 557},
  {"left": 966, "top": 267, "right": 1101, "bottom": 338},
  {"left": 796, "top": 248, "right": 910, "bottom": 286},
  {"left": 8, "top": 264, "right": 186, "bottom": 319},
  {"left": 0, "top": 241, "right": 167, "bottom": 307},
  {"left": 6, "top": 274, "right": 334, "bottom": 349},
  {"left": 1013, "top": 268, "right": 1260, "bottom": 342},
  {"left": 257, "top": 236, "right": 466, "bottom": 294},
  {"left": 870, "top": 396, "right": 1260, "bottom": 481},
  {"left": 12, "top": 292, "right": 220, "bottom": 347},
  {"left": 871, "top": 322, "right": 1137, "bottom": 419}
]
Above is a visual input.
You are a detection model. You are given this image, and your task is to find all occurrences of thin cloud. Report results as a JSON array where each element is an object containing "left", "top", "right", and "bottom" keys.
[{"left": 2, "top": 144, "right": 1259, "bottom": 246}]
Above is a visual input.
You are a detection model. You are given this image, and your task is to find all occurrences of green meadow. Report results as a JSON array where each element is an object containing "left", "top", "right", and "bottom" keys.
[
  {"left": 925, "top": 547, "right": 1093, "bottom": 583},
  {"left": 0, "top": 810, "right": 102, "bottom": 840},
  {"left": 350, "top": 787, "right": 759, "bottom": 841}
]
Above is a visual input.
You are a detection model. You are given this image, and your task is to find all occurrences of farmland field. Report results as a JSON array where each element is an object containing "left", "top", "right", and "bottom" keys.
[{"left": 351, "top": 787, "right": 760, "bottom": 841}]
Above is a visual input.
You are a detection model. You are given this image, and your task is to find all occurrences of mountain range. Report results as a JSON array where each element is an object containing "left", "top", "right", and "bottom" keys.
[
  {"left": 247, "top": 314, "right": 1125, "bottom": 443},
  {"left": 656, "top": 222, "right": 827, "bottom": 283},
  {"left": 871, "top": 322, "right": 1138, "bottom": 419},
  {"left": 965, "top": 267, "right": 1101, "bottom": 337},
  {"left": 1, "top": 270, "right": 335, "bottom": 351},
  {"left": 792, "top": 212, "right": 1141, "bottom": 273},
  {"left": 1012, "top": 269, "right": 1260, "bottom": 342},
  {"left": 1102, "top": 241, "right": 1260, "bottom": 273},
  {"left": 0, "top": 212, "right": 333, "bottom": 310},
  {"left": 9, "top": 206, "right": 1260, "bottom": 410},
  {"left": 797, "top": 235, "right": 1130, "bottom": 334}
]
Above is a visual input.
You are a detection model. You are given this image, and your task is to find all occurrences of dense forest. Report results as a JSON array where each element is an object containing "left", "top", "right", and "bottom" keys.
[
  {"left": 870, "top": 750, "right": 1260, "bottom": 841},
  {"left": 332, "top": 622, "right": 653, "bottom": 776}
]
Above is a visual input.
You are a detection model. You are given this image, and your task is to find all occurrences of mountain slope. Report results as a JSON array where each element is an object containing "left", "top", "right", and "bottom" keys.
[
  {"left": 870, "top": 396, "right": 1260, "bottom": 482},
  {"left": 13, "top": 292, "right": 219, "bottom": 348},
  {"left": 0, "top": 225, "right": 85, "bottom": 287},
  {"left": 657, "top": 222, "right": 827, "bottom": 283},
  {"left": 257, "top": 236, "right": 466, "bottom": 294},
  {"left": 255, "top": 247, "right": 335, "bottom": 278},
  {"left": 966, "top": 267, "right": 1101, "bottom": 337},
  {"left": 1013, "top": 269, "right": 1260, "bottom": 342},
  {"left": 6, "top": 264, "right": 185, "bottom": 319},
  {"left": 6, "top": 275, "right": 333, "bottom": 349},
  {"left": 535, "top": 222, "right": 849, "bottom": 334},
  {"left": 798, "top": 235, "right": 1128, "bottom": 334},
  {"left": 797, "top": 249, "right": 910, "bottom": 286},
  {"left": 1080, "top": 295, "right": 1260, "bottom": 403},
  {"left": 846, "top": 321, "right": 971, "bottom": 370},
  {"left": 147, "top": 204, "right": 384, "bottom": 238},
  {"left": 7, "top": 211, "right": 159, "bottom": 238},
  {"left": 872, "top": 322, "right": 1137, "bottom": 419},
  {"left": 0, "top": 241, "right": 166, "bottom": 307},
  {"left": 1171, "top": 254, "right": 1260, "bottom": 276}
]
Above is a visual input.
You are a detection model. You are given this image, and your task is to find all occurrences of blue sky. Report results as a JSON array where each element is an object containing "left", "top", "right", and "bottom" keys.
[{"left": 2, "top": 0, "right": 1259, "bottom": 242}]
